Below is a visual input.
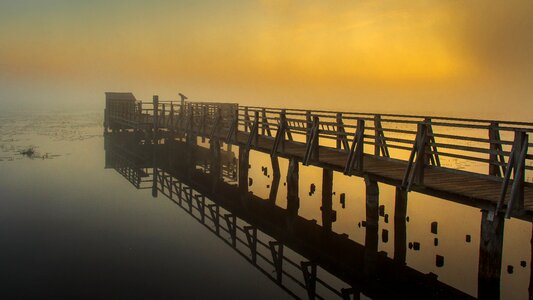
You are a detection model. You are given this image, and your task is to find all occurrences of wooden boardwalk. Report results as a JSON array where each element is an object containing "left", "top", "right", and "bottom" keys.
[
  {"left": 237, "top": 132, "right": 533, "bottom": 211},
  {"left": 104, "top": 92, "right": 533, "bottom": 219}
]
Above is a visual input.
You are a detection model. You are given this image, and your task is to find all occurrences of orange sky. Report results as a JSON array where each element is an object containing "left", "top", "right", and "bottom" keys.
[{"left": 1, "top": 1, "right": 532, "bottom": 120}]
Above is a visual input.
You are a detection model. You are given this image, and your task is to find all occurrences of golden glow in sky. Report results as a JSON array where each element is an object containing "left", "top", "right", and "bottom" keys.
[{"left": 0, "top": 0, "right": 532, "bottom": 119}]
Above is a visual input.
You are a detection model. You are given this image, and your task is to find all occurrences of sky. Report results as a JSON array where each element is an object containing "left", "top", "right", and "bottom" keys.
[{"left": 0, "top": 0, "right": 532, "bottom": 120}]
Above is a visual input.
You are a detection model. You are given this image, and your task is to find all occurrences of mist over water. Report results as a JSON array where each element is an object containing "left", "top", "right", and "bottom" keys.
[{"left": 1, "top": 1, "right": 533, "bottom": 299}]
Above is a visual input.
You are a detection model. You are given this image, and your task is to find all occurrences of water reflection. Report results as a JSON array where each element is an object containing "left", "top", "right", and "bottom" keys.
[{"left": 105, "top": 132, "right": 532, "bottom": 299}]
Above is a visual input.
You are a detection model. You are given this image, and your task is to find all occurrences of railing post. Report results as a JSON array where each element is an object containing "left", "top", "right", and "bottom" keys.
[
  {"left": 161, "top": 103, "right": 166, "bottom": 129},
  {"left": 336, "top": 113, "right": 342, "bottom": 149},
  {"left": 186, "top": 103, "right": 197, "bottom": 147},
  {"left": 489, "top": 122, "right": 505, "bottom": 177},
  {"left": 234, "top": 107, "right": 239, "bottom": 142},
  {"left": 497, "top": 130, "right": 528, "bottom": 217},
  {"left": 425, "top": 118, "right": 440, "bottom": 166},
  {"left": 374, "top": 115, "right": 381, "bottom": 156},
  {"left": 254, "top": 111, "right": 259, "bottom": 145},
  {"left": 201, "top": 105, "right": 208, "bottom": 142},
  {"left": 169, "top": 104, "right": 175, "bottom": 135},
  {"left": 312, "top": 115, "right": 319, "bottom": 160},
  {"left": 374, "top": 115, "right": 390, "bottom": 158},
  {"left": 246, "top": 111, "right": 259, "bottom": 150},
  {"left": 402, "top": 122, "right": 429, "bottom": 190},
  {"left": 244, "top": 107, "right": 250, "bottom": 132},
  {"left": 282, "top": 109, "right": 293, "bottom": 141},
  {"left": 281, "top": 112, "right": 286, "bottom": 153},
  {"left": 344, "top": 119, "right": 365, "bottom": 174},
  {"left": 275, "top": 111, "right": 287, "bottom": 154},
  {"left": 137, "top": 101, "right": 143, "bottom": 125},
  {"left": 413, "top": 122, "right": 428, "bottom": 185},
  {"left": 306, "top": 111, "right": 312, "bottom": 145},
  {"left": 507, "top": 131, "right": 527, "bottom": 217},
  {"left": 179, "top": 98, "right": 185, "bottom": 135},
  {"left": 261, "top": 108, "right": 271, "bottom": 136},
  {"left": 303, "top": 115, "right": 320, "bottom": 165},
  {"left": 152, "top": 95, "right": 159, "bottom": 143}
]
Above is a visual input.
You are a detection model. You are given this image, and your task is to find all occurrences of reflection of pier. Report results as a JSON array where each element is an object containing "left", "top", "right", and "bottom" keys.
[
  {"left": 104, "top": 132, "right": 528, "bottom": 300},
  {"left": 104, "top": 92, "right": 533, "bottom": 299}
]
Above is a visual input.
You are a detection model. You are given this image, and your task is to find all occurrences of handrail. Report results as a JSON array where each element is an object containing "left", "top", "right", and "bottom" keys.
[{"left": 105, "top": 96, "right": 533, "bottom": 216}]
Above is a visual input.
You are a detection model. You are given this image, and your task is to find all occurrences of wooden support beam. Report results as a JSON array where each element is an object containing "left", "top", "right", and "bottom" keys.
[
  {"left": 282, "top": 109, "right": 293, "bottom": 141},
  {"left": 478, "top": 209, "right": 504, "bottom": 300},
  {"left": 271, "top": 111, "right": 287, "bottom": 157},
  {"left": 497, "top": 131, "right": 528, "bottom": 218},
  {"left": 186, "top": 103, "right": 197, "bottom": 146},
  {"left": 394, "top": 187, "right": 408, "bottom": 264},
  {"left": 226, "top": 107, "right": 239, "bottom": 143},
  {"left": 336, "top": 113, "right": 349, "bottom": 151},
  {"left": 489, "top": 122, "right": 505, "bottom": 177},
  {"left": 261, "top": 108, "right": 272, "bottom": 137},
  {"left": 152, "top": 167, "right": 158, "bottom": 198},
  {"left": 268, "top": 156, "right": 281, "bottom": 205},
  {"left": 286, "top": 158, "right": 300, "bottom": 230},
  {"left": 507, "top": 131, "right": 528, "bottom": 217},
  {"left": 246, "top": 111, "right": 259, "bottom": 150},
  {"left": 238, "top": 145, "right": 250, "bottom": 202},
  {"left": 201, "top": 105, "right": 208, "bottom": 142},
  {"left": 244, "top": 106, "right": 251, "bottom": 132},
  {"left": 306, "top": 111, "right": 312, "bottom": 145},
  {"left": 364, "top": 176, "right": 379, "bottom": 279},
  {"left": 152, "top": 95, "right": 159, "bottom": 144},
  {"left": 161, "top": 103, "right": 166, "bottom": 129},
  {"left": 303, "top": 115, "right": 319, "bottom": 165},
  {"left": 169, "top": 104, "right": 175, "bottom": 137},
  {"left": 321, "top": 169, "right": 334, "bottom": 232},
  {"left": 402, "top": 122, "right": 429, "bottom": 191},
  {"left": 425, "top": 118, "right": 440, "bottom": 166},
  {"left": 210, "top": 138, "right": 221, "bottom": 193},
  {"left": 374, "top": 115, "right": 386, "bottom": 156},
  {"left": 344, "top": 119, "right": 365, "bottom": 175},
  {"left": 209, "top": 108, "right": 221, "bottom": 140}
]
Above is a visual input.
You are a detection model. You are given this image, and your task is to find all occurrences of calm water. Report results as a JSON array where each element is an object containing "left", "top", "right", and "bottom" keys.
[{"left": 0, "top": 111, "right": 531, "bottom": 299}]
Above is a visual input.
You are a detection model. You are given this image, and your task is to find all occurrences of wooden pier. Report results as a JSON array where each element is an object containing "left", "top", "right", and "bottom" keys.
[{"left": 104, "top": 92, "right": 533, "bottom": 219}]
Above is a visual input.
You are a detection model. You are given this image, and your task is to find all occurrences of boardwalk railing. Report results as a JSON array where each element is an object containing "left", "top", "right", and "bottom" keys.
[{"left": 105, "top": 94, "right": 533, "bottom": 217}]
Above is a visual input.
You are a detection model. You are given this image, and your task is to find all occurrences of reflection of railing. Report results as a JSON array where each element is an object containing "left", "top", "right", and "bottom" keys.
[
  {"left": 153, "top": 169, "right": 349, "bottom": 300},
  {"left": 105, "top": 150, "right": 151, "bottom": 189},
  {"left": 105, "top": 94, "right": 533, "bottom": 217}
]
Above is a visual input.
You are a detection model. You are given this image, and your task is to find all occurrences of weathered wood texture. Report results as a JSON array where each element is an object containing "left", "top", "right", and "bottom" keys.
[{"left": 105, "top": 94, "right": 533, "bottom": 218}]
